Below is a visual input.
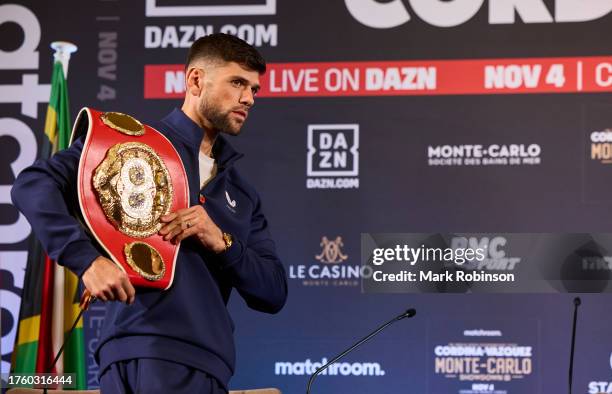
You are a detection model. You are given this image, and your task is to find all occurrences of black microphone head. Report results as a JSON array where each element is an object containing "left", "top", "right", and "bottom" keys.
[
  {"left": 399, "top": 308, "right": 416, "bottom": 319},
  {"left": 573, "top": 297, "right": 581, "bottom": 306}
]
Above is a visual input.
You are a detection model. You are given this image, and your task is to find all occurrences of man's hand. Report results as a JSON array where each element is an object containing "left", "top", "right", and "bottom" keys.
[
  {"left": 159, "top": 206, "right": 226, "bottom": 253},
  {"left": 82, "top": 256, "right": 136, "bottom": 304}
]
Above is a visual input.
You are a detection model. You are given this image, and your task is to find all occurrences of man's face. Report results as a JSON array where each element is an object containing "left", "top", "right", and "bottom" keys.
[{"left": 197, "top": 61, "right": 261, "bottom": 136}]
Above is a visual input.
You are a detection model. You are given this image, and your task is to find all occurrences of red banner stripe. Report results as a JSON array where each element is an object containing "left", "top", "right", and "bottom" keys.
[{"left": 144, "top": 56, "right": 612, "bottom": 99}]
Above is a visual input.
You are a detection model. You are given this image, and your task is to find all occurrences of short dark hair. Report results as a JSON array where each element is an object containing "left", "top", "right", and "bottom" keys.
[{"left": 186, "top": 33, "right": 266, "bottom": 74}]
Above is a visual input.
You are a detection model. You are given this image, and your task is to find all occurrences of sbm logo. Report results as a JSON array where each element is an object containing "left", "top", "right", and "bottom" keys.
[
  {"left": 345, "top": 0, "right": 612, "bottom": 28},
  {"left": 307, "top": 124, "right": 359, "bottom": 177}
]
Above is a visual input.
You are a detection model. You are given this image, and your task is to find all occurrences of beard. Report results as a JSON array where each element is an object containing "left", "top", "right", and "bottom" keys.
[{"left": 199, "top": 94, "right": 244, "bottom": 136}]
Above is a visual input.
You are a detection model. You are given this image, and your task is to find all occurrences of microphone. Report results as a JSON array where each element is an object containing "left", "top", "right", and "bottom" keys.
[
  {"left": 568, "top": 297, "right": 581, "bottom": 394},
  {"left": 398, "top": 309, "right": 416, "bottom": 319},
  {"left": 306, "top": 309, "right": 416, "bottom": 394}
]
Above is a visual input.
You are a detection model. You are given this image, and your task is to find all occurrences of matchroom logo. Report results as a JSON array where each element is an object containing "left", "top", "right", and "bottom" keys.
[
  {"left": 274, "top": 358, "right": 386, "bottom": 377},
  {"left": 306, "top": 124, "right": 359, "bottom": 189}
]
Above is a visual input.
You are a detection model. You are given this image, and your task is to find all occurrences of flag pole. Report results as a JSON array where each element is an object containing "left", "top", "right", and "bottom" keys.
[
  {"left": 48, "top": 40, "right": 81, "bottom": 390},
  {"left": 12, "top": 40, "right": 83, "bottom": 391}
]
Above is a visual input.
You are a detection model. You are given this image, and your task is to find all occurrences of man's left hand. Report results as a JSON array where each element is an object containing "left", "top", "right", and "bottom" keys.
[{"left": 159, "top": 206, "right": 226, "bottom": 253}]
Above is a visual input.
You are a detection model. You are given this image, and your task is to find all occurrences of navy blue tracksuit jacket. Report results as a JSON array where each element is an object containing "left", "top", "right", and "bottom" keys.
[{"left": 11, "top": 108, "right": 288, "bottom": 389}]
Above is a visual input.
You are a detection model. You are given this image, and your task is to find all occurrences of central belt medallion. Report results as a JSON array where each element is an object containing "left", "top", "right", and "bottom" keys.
[{"left": 93, "top": 142, "right": 173, "bottom": 238}]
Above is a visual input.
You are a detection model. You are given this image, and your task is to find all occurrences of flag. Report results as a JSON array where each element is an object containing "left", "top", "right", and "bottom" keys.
[{"left": 12, "top": 60, "right": 87, "bottom": 389}]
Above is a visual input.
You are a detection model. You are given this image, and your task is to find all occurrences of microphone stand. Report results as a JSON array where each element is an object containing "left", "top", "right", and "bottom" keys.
[
  {"left": 306, "top": 308, "right": 416, "bottom": 394},
  {"left": 43, "top": 291, "right": 95, "bottom": 394},
  {"left": 568, "top": 297, "right": 581, "bottom": 394}
]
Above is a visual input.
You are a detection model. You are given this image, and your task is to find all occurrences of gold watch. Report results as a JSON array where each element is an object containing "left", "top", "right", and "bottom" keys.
[{"left": 221, "top": 232, "right": 233, "bottom": 252}]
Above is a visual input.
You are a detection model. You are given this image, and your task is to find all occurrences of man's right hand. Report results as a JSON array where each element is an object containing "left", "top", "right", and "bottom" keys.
[{"left": 82, "top": 256, "right": 135, "bottom": 304}]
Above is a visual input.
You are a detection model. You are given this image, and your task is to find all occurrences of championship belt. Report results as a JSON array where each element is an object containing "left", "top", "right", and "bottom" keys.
[{"left": 70, "top": 108, "right": 189, "bottom": 290}]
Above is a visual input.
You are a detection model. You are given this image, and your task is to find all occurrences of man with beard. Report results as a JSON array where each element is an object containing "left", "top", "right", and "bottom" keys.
[{"left": 11, "top": 34, "right": 287, "bottom": 393}]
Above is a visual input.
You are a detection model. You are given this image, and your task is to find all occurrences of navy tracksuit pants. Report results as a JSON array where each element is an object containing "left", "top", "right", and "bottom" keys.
[{"left": 99, "top": 358, "right": 227, "bottom": 394}]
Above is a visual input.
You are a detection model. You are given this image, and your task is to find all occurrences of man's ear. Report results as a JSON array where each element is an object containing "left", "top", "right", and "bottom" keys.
[{"left": 185, "top": 67, "right": 204, "bottom": 96}]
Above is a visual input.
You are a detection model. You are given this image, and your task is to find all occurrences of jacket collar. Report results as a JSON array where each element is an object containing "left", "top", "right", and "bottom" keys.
[{"left": 160, "top": 108, "right": 244, "bottom": 169}]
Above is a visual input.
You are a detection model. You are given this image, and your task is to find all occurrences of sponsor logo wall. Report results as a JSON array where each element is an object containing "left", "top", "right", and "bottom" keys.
[{"left": 2, "top": 1, "right": 612, "bottom": 392}]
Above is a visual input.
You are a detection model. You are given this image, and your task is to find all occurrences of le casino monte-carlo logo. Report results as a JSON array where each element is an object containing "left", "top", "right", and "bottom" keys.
[{"left": 288, "top": 236, "right": 361, "bottom": 287}]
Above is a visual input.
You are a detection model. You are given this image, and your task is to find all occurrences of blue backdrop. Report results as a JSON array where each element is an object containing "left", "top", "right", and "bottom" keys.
[{"left": 2, "top": 1, "right": 612, "bottom": 393}]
